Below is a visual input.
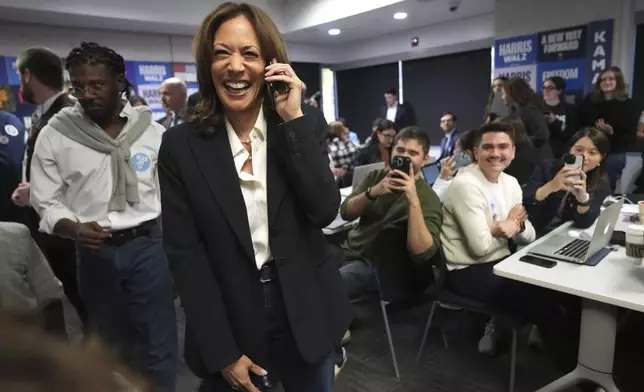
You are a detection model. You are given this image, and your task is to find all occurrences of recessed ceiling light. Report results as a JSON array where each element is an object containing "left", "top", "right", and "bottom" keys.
[
  {"left": 393, "top": 12, "right": 408, "bottom": 20},
  {"left": 328, "top": 28, "right": 341, "bottom": 35}
]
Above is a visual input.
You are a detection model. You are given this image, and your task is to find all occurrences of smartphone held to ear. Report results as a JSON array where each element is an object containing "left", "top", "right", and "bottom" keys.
[
  {"left": 391, "top": 156, "right": 411, "bottom": 177},
  {"left": 453, "top": 151, "right": 471, "bottom": 169}
]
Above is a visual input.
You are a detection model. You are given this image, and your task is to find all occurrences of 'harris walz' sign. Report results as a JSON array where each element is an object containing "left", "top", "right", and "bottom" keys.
[{"left": 494, "top": 19, "right": 613, "bottom": 101}]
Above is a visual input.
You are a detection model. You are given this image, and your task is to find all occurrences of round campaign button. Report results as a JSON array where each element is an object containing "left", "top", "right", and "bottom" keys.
[{"left": 4, "top": 124, "right": 19, "bottom": 137}]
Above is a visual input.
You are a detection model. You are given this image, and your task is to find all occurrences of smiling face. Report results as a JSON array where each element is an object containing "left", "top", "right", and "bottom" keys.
[
  {"left": 211, "top": 15, "right": 266, "bottom": 115},
  {"left": 569, "top": 136, "right": 604, "bottom": 173},
  {"left": 599, "top": 70, "right": 616, "bottom": 95},
  {"left": 475, "top": 131, "right": 515, "bottom": 177}
]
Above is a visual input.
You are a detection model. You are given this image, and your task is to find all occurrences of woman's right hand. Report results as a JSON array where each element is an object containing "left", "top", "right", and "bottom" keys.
[
  {"left": 549, "top": 166, "right": 581, "bottom": 192},
  {"left": 439, "top": 157, "right": 457, "bottom": 179},
  {"left": 222, "top": 355, "right": 267, "bottom": 392}
]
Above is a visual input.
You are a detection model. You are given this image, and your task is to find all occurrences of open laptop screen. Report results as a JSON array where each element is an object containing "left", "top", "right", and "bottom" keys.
[{"left": 422, "top": 163, "right": 440, "bottom": 185}]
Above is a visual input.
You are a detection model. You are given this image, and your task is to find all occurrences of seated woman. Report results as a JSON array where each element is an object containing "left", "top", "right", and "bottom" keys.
[
  {"left": 354, "top": 119, "right": 397, "bottom": 167},
  {"left": 524, "top": 127, "right": 611, "bottom": 236},
  {"left": 433, "top": 129, "right": 477, "bottom": 201},
  {"left": 327, "top": 121, "right": 359, "bottom": 184}
]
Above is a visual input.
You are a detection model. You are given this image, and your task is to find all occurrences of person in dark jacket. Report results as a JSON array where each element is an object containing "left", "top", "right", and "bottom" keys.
[
  {"left": 497, "top": 116, "right": 540, "bottom": 187},
  {"left": 503, "top": 77, "right": 553, "bottom": 159},
  {"left": 542, "top": 76, "right": 579, "bottom": 157},
  {"left": 0, "top": 111, "right": 26, "bottom": 223},
  {"left": 354, "top": 119, "right": 397, "bottom": 167},
  {"left": 524, "top": 128, "right": 611, "bottom": 236},
  {"left": 578, "top": 66, "right": 640, "bottom": 193}
]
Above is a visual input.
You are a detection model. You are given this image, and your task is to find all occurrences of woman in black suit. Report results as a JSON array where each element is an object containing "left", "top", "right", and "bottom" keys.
[{"left": 158, "top": 3, "right": 351, "bottom": 392}]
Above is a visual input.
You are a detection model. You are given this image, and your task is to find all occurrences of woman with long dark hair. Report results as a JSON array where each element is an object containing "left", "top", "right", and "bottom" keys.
[
  {"left": 503, "top": 77, "right": 553, "bottom": 159},
  {"left": 158, "top": 3, "right": 351, "bottom": 391},
  {"left": 578, "top": 66, "right": 640, "bottom": 193},
  {"left": 354, "top": 119, "right": 397, "bottom": 167},
  {"left": 524, "top": 127, "right": 611, "bottom": 235}
]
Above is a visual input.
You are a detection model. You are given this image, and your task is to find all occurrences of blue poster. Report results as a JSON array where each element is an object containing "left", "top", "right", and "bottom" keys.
[
  {"left": 4, "top": 56, "right": 20, "bottom": 86},
  {"left": 537, "top": 25, "right": 587, "bottom": 63},
  {"left": 537, "top": 59, "right": 585, "bottom": 92},
  {"left": 584, "top": 19, "right": 613, "bottom": 94},
  {"left": 0, "top": 57, "right": 7, "bottom": 85},
  {"left": 130, "top": 61, "right": 171, "bottom": 119},
  {"left": 494, "top": 34, "right": 537, "bottom": 68}
]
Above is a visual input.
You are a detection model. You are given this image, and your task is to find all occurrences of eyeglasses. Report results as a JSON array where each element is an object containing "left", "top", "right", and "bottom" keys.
[
  {"left": 69, "top": 82, "right": 107, "bottom": 97},
  {"left": 542, "top": 85, "right": 557, "bottom": 91}
]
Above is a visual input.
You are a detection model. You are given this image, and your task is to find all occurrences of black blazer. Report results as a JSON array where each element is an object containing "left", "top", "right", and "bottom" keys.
[
  {"left": 158, "top": 105, "right": 352, "bottom": 380},
  {"left": 380, "top": 101, "right": 417, "bottom": 130},
  {"left": 511, "top": 103, "right": 553, "bottom": 159}
]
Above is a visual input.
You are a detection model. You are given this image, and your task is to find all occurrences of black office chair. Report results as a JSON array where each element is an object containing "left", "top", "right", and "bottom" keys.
[
  {"left": 416, "top": 244, "right": 520, "bottom": 392},
  {"left": 366, "top": 223, "right": 433, "bottom": 379}
]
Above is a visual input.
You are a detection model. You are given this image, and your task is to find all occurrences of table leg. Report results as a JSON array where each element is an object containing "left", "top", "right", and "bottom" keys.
[{"left": 536, "top": 299, "right": 619, "bottom": 392}]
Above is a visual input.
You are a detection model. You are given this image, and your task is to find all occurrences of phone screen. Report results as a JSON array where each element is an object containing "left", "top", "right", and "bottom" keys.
[
  {"left": 453, "top": 152, "right": 471, "bottom": 169},
  {"left": 519, "top": 255, "right": 557, "bottom": 268}
]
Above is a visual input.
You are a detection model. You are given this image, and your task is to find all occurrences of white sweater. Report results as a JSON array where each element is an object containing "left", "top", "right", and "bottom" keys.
[{"left": 440, "top": 166, "right": 536, "bottom": 268}]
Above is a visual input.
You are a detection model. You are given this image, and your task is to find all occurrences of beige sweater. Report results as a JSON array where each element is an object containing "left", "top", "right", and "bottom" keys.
[{"left": 440, "top": 166, "right": 536, "bottom": 267}]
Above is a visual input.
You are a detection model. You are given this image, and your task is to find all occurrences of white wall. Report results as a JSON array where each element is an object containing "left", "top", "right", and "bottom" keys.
[
  {"left": 0, "top": 22, "right": 331, "bottom": 63},
  {"left": 331, "top": 13, "right": 495, "bottom": 70}
]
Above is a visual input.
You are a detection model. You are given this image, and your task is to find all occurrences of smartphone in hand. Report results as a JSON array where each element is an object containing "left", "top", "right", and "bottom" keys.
[{"left": 391, "top": 156, "right": 411, "bottom": 178}]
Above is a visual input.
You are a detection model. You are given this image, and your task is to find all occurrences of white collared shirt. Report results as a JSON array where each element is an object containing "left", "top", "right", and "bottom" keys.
[
  {"left": 225, "top": 109, "right": 272, "bottom": 270},
  {"left": 35, "top": 91, "right": 66, "bottom": 119},
  {"left": 30, "top": 102, "right": 165, "bottom": 233},
  {"left": 386, "top": 103, "right": 398, "bottom": 122}
]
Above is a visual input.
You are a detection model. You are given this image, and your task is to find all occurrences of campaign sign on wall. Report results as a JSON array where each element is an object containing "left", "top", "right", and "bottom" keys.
[
  {"left": 172, "top": 63, "right": 199, "bottom": 97},
  {"left": 494, "top": 34, "right": 537, "bottom": 69},
  {"left": 130, "top": 61, "right": 171, "bottom": 119},
  {"left": 494, "top": 19, "right": 613, "bottom": 103},
  {"left": 493, "top": 64, "right": 537, "bottom": 91}
]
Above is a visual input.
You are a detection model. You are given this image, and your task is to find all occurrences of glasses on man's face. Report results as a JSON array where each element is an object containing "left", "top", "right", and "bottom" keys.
[
  {"left": 542, "top": 85, "right": 556, "bottom": 91},
  {"left": 69, "top": 82, "right": 107, "bottom": 97}
]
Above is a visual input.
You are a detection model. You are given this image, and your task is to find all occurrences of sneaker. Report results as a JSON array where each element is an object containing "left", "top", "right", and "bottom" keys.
[
  {"left": 341, "top": 329, "right": 351, "bottom": 345},
  {"left": 478, "top": 317, "right": 498, "bottom": 356},
  {"left": 527, "top": 325, "right": 544, "bottom": 349},
  {"left": 335, "top": 347, "right": 347, "bottom": 378}
]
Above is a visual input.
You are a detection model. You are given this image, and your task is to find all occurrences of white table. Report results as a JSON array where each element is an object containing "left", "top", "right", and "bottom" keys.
[{"left": 494, "top": 222, "right": 644, "bottom": 392}]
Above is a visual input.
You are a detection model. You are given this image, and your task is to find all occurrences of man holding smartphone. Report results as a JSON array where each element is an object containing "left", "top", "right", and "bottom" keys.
[{"left": 338, "top": 126, "right": 443, "bottom": 298}]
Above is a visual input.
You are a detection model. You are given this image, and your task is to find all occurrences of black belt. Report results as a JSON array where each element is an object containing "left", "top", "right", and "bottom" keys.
[
  {"left": 105, "top": 219, "right": 157, "bottom": 246},
  {"left": 259, "top": 260, "right": 278, "bottom": 284}
]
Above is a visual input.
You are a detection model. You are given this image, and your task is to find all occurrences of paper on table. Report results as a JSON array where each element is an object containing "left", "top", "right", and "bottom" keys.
[{"left": 615, "top": 204, "right": 640, "bottom": 232}]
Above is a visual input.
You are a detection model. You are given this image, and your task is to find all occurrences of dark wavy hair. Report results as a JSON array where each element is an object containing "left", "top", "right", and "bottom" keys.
[
  {"left": 455, "top": 129, "right": 478, "bottom": 161},
  {"left": 495, "top": 116, "right": 532, "bottom": 145},
  {"left": 589, "top": 66, "right": 630, "bottom": 103},
  {"left": 191, "top": 2, "right": 288, "bottom": 132},
  {"left": 504, "top": 77, "right": 539, "bottom": 106}
]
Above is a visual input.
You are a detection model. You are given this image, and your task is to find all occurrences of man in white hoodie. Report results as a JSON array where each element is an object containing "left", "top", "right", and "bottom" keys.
[{"left": 29, "top": 42, "right": 177, "bottom": 392}]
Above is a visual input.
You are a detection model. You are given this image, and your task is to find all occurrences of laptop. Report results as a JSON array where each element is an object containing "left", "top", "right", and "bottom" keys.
[
  {"left": 421, "top": 162, "right": 440, "bottom": 185},
  {"left": 527, "top": 201, "right": 623, "bottom": 264},
  {"left": 352, "top": 161, "right": 385, "bottom": 188}
]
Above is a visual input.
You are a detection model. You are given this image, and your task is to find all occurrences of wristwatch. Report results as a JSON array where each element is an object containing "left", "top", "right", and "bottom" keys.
[
  {"left": 365, "top": 186, "right": 377, "bottom": 201},
  {"left": 577, "top": 194, "right": 591, "bottom": 207}
]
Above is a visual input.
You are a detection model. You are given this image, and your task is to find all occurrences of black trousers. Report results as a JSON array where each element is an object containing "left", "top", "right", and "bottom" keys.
[
  {"left": 448, "top": 260, "right": 580, "bottom": 367},
  {"left": 200, "top": 263, "right": 335, "bottom": 392}
]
